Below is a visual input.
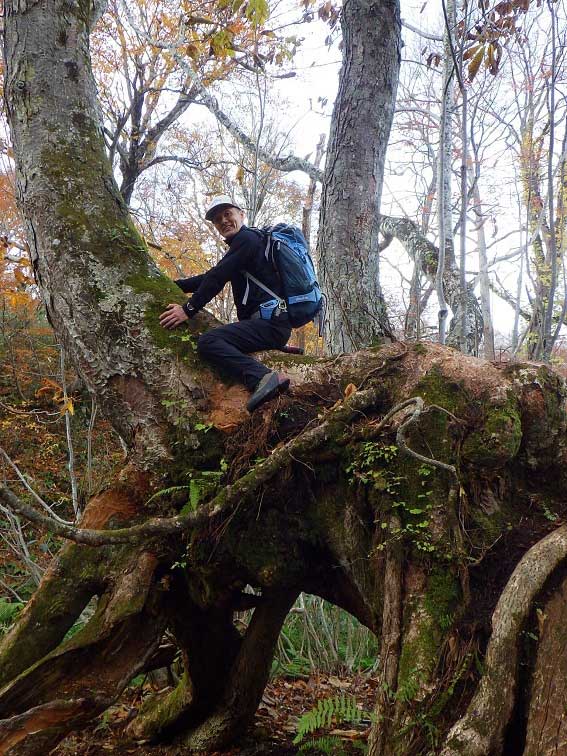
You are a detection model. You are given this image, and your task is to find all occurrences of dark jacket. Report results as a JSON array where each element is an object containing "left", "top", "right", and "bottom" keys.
[{"left": 175, "top": 226, "right": 283, "bottom": 321}]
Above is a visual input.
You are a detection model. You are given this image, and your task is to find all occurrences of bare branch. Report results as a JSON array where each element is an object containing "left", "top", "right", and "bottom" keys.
[
  {"left": 115, "top": 0, "right": 325, "bottom": 183},
  {"left": 401, "top": 18, "right": 443, "bottom": 42}
]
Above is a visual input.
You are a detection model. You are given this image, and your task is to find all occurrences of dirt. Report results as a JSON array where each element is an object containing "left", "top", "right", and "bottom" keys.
[{"left": 53, "top": 672, "right": 378, "bottom": 755}]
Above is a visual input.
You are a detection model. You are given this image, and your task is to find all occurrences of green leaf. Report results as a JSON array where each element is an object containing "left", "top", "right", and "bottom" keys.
[{"left": 245, "top": 0, "right": 269, "bottom": 25}]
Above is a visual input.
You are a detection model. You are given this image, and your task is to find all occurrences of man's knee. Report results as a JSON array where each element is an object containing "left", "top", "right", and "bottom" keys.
[{"left": 197, "top": 331, "right": 218, "bottom": 358}]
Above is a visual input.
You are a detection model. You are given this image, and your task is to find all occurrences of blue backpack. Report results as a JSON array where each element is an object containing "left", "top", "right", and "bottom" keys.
[{"left": 244, "top": 224, "right": 324, "bottom": 329}]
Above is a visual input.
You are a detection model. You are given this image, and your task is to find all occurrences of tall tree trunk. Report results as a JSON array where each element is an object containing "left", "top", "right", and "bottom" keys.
[
  {"left": 298, "top": 133, "right": 326, "bottom": 352},
  {"left": 436, "top": 0, "right": 456, "bottom": 345},
  {"left": 317, "top": 0, "right": 401, "bottom": 354}
]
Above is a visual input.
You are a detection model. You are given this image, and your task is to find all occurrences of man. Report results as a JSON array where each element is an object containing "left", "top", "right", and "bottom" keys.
[{"left": 159, "top": 195, "right": 291, "bottom": 412}]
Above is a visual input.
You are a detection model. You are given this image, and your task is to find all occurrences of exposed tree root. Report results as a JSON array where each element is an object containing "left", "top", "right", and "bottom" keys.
[
  {"left": 523, "top": 571, "right": 567, "bottom": 754},
  {"left": 181, "top": 590, "right": 298, "bottom": 751},
  {"left": 441, "top": 525, "right": 567, "bottom": 756},
  {"left": 0, "top": 549, "right": 166, "bottom": 754},
  {"left": 0, "top": 478, "right": 151, "bottom": 688},
  {"left": 1, "top": 386, "right": 387, "bottom": 545},
  {"left": 0, "top": 390, "right": 459, "bottom": 548},
  {"left": 368, "top": 515, "right": 403, "bottom": 756}
]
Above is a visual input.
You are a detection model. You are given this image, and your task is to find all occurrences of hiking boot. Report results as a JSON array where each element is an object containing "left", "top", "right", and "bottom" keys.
[{"left": 247, "top": 372, "right": 290, "bottom": 413}]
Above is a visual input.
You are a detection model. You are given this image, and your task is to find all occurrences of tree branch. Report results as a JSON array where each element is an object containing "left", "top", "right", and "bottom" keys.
[
  {"left": 401, "top": 18, "right": 443, "bottom": 41},
  {"left": 115, "top": 0, "right": 325, "bottom": 183}
]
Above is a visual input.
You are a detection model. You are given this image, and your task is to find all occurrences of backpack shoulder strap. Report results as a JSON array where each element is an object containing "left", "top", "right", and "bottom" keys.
[
  {"left": 241, "top": 271, "right": 284, "bottom": 307},
  {"left": 249, "top": 226, "right": 275, "bottom": 264}
]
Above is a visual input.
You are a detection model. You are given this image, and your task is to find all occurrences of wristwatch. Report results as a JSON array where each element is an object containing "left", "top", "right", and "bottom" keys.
[{"left": 183, "top": 302, "right": 198, "bottom": 318}]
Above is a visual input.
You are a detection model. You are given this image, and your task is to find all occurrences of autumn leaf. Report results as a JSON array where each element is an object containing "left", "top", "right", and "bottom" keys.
[
  {"left": 14, "top": 267, "right": 32, "bottom": 286},
  {"left": 245, "top": 0, "right": 269, "bottom": 26},
  {"left": 186, "top": 43, "right": 199, "bottom": 59},
  {"left": 467, "top": 46, "right": 485, "bottom": 81},
  {"left": 59, "top": 397, "right": 75, "bottom": 416},
  {"left": 344, "top": 383, "right": 357, "bottom": 398},
  {"left": 463, "top": 44, "right": 482, "bottom": 61}
]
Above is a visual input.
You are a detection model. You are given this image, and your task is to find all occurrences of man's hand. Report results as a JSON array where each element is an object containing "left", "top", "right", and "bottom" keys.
[{"left": 159, "top": 303, "right": 190, "bottom": 329}]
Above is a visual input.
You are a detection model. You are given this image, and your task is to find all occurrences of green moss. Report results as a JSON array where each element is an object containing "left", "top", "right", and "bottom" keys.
[
  {"left": 415, "top": 366, "right": 465, "bottom": 411},
  {"left": 124, "top": 272, "right": 195, "bottom": 353},
  {"left": 134, "top": 671, "right": 192, "bottom": 734},
  {"left": 397, "top": 571, "right": 460, "bottom": 699},
  {"left": 397, "top": 623, "right": 437, "bottom": 699},
  {"left": 461, "top": 393, "right": 522, "bottom": 468},
  {"left": 423, "top": 570, "right": 460, "bottom": 626},
  {"left": 40, "top": 121, "right": 150, "bottom": 269},
  {"left": 468, "top": 504, "right": 510, "bottom": 543}
]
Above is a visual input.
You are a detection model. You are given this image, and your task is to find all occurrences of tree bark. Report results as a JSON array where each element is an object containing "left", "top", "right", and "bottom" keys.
[
  {"left": 378, "top": 215, "right": 483, "bottom": 347},
  {"left": 316, "top": 0, "right": 401, "bottom": 354}
]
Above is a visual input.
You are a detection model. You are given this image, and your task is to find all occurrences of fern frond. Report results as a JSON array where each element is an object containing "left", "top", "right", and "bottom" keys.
[
  {"left": 0, "top": 599, "right": 24, "bottom": 625},
  {"left": 294, "top": 694, "right": 370, "bottom": 744},
  {"left": 145, "top": 485, "right": 189, "bottom": 505}
]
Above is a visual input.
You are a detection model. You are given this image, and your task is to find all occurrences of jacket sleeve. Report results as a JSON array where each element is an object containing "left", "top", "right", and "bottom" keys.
[
  {"left": 187, "top": 233, "right": 254, "bottom": 311},
  {"left": 175, "top": 274, "right": 205, "bottom": 293}
]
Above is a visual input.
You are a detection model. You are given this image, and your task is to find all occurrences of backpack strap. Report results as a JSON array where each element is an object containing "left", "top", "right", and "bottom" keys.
[
  {"left": 250, "top": 226, "right": 275, "bottom": 266},
  {"left": 242, "top": 271, "right": 286, "bottom": 310}
]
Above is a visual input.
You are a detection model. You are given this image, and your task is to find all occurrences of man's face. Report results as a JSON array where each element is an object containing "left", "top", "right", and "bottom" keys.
[{"left": 211, "top": 206, "right": 245, "bottom": 240}]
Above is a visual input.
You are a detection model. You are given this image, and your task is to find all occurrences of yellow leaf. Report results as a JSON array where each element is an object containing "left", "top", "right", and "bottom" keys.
[
  {"left": 245, "top": 0, "right": 269, "bottom": 25},
  {"left": 59, "top": 397, "right": 74, "bottom": 416},
  {"left": 463, "top": 44, "right": 482, "bottom": 61}
]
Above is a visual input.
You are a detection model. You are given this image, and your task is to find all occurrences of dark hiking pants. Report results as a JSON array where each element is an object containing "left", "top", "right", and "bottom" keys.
[{"left": 196, "top": 315, "right": 292, "bottom": 391}]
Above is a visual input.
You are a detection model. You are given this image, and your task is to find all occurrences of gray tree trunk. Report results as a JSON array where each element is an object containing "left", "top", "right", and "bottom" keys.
[
  {"left": 436, "top": 0, "right": 456, "bottom": 345},
  {"left": 472, "top": 181, "right": 495, "bottom": 360},
  {"left": 316, "top": 0, "right": 401, "bottom": 354}
]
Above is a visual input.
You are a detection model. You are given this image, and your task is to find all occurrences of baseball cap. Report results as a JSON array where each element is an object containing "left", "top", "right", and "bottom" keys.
[{"left": 204, "top": 195, "right": 243, "bottom": 221}]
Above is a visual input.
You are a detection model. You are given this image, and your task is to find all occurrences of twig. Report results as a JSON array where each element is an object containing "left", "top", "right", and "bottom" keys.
[
  {"left": 0, "top": 577, "right": 23, "bottom": 602},
  {"left": 395, "top": 398, "right": 458, "bottom": 476},
  {"left": 59, "top": 347, "right": 80, "bottom": 519}
]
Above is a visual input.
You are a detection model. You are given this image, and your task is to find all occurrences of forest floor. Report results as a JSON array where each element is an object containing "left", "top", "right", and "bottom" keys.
[{"left": 53, "top": 671, "right": 377, "bottom": 755}]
